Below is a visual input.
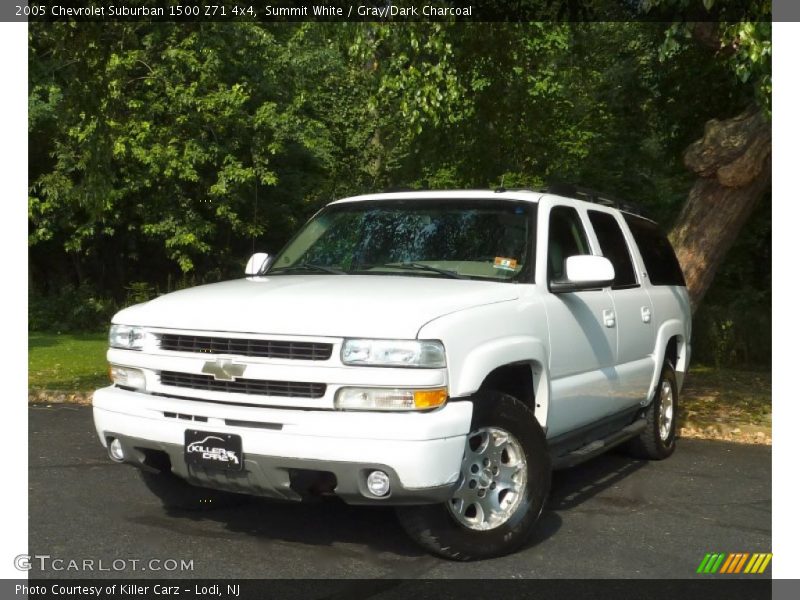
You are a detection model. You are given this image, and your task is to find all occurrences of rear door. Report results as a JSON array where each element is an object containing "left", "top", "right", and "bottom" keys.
[{"left": 587, "top": 209, "right": 655, "bottom": 407}]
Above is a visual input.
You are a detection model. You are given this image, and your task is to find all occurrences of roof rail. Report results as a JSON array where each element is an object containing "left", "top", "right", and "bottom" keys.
[
  {"left": 545, "top": 183, "right": 645, "bottom": 216},
  {"left": 494, "top": 187, "right": 539, "bottom": 194}
]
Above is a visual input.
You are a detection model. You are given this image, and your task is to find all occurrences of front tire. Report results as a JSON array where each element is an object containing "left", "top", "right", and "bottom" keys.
[
  {"left": 396, "top": 392, "right": 551, "bottom": 561},
  {"left": 627, "top": 361, "right": 678, "bottom": 460}
]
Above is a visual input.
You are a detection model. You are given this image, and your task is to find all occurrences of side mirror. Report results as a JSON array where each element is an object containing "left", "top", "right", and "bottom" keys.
[
  {"left": 245, "top": 252, "right": 271, "bottom": 277},
  {"left": 550, "top": 255, "right": 615, "bottom": 293}
]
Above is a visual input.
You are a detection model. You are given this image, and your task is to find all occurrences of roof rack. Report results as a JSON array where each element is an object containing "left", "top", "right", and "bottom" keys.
[
  {"left": 493, "top": 187, "right": 539, "bottom": 194},
  {"left": 544, "top": 183, "right": 645, "bottom": 216}
]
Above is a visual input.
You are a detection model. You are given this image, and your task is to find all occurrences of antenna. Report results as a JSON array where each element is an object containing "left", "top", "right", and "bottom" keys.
[{"left": 495, "top": 174, "right": 506, "bottom": 193}]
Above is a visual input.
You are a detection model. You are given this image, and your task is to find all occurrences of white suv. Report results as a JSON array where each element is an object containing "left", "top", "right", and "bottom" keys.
[{"left": 93, "top": 188, "right": 691, "bottom": 560}]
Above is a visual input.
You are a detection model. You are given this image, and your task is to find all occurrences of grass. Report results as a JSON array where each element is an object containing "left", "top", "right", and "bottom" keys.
[
  {"left": 680, "top": 364, "right": 771, "bottom": 427},
  {"left": 29, "top": 332, "right": 108, "bottom": 392}
]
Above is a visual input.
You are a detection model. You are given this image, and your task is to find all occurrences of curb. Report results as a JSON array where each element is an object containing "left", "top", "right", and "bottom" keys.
[{"left": 29, "top": 389, "right": 93, "bottom": 406}]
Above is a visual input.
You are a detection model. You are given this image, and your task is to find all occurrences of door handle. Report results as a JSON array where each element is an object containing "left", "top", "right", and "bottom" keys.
[
  {"left": 603, "top": 309, "right": 616, "bottom": 328},
  {"left": 641, "top": 307, "right": 652, "bottom": 324}
]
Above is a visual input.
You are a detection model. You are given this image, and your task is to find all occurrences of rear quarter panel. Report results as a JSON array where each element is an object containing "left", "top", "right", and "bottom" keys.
[{"left": 646, "top": 284, "right": 692, "bottom": 398}]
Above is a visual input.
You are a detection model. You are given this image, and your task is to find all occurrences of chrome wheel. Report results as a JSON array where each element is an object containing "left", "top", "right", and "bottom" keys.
[
  {"left": 447, "top": 427, "right": 527, "bottom": 531},
  {"left": 658, "top": 380, "right": 675, "bottom": 441}
]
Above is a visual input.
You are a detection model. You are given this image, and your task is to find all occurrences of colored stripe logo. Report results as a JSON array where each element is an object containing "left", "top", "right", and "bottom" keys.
[{"left": 696, "top": 553, "right": 772, "bottom": 574}]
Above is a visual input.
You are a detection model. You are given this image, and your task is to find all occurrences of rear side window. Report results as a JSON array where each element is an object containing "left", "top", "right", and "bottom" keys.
[
  {"left": 588, "top": 210, "right": 638, "bottom": 289},
  {"left": 548, "top": 206, "right": 591, "bottom": 281},
  {"left": 623, "top": 214, "right": 686, "bottom": 287}
]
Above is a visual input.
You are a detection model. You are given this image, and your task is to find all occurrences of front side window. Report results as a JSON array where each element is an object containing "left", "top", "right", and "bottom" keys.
[
  {"left": 547, "top": 206, "right": 591, "bottom": 281},
  {"left": 268, "top": 199, "right": 535, "bottom": 282}
]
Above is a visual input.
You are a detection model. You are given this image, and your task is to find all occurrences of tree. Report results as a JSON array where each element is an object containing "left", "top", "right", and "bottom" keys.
[
  {"left": 28, "top": 19, "right": 771, "bottom": 361},
  {"left": 648, "top": 2, "right": 772, "bottom": 309},
  {"left": 670, "top": 106, "right": 770, "bottom": 308}
]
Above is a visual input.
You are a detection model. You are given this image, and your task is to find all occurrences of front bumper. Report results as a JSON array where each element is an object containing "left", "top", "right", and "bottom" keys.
[{"left": 93, "top": 386, "right": 472, "bottom": 505}]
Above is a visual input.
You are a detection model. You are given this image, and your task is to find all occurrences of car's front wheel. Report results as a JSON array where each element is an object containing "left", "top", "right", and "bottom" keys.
[{"left": 396, "top": 392, "right": 551, "bottom": 561}]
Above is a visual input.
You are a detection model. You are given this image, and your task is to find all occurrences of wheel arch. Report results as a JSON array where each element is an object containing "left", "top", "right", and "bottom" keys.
[
  {"left": 450, "top": 336, "right": 550, "bottom": 430},
  {"left": 646, "top": 320, "right": 689, "bottom": 404}
]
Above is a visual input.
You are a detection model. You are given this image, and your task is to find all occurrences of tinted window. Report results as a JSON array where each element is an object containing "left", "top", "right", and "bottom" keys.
[
  {"left": 623, "top": 214, "right": 686, "bottom": 286},
  {"left": 588, "top": 210, "right": 638, "bottom": 288},
  {"left": 548, "top": 206, "right": 590, "bottom": 281}
]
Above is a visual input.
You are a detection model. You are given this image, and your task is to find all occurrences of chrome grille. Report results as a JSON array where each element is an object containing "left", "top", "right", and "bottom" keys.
[
  {"left": 159, "top": 371, "right": 326, "bottom": 399},
  {"left": 157, "top": 334, "right": 333, "bottom": 361}
]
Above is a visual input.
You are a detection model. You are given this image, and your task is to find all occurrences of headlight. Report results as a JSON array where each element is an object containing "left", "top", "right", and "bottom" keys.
[
  {"left": 335, "top": 387, "right": 447, "bottom": 411},
  {"left": 109, "top": 324, "right": 145, "bottom": 350},
  {"left": 341, "top": 339, "right": 446, "bottom": 368},
  {"left": 109, "top": 365, "right": 146, "bottom": 391}
]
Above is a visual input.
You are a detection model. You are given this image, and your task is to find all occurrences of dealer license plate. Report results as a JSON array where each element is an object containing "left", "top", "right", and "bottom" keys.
[{"left": 184, "top": 430, "right": 243, "bottom": 472}]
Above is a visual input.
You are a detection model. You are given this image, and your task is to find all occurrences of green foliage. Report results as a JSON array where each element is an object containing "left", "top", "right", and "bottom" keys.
[
  {"left": 125, "top": 281, "right": 157, "bottom": 305},
  {"left": 29, "top": 284, "right": 116, "bottom": 333},
  {"left": 28, "top": 21, "right": 771, "bottom": 366},
  {"left": 691, "top": 199, "right": 771, "bottom": 367},
  {"left": 647, "top": 0, "right": 771, "bottom": 112}
]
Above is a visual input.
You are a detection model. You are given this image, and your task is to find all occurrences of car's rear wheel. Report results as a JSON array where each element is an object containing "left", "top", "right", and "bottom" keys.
[
  {"left": 139, "top": 470, "right": 248, "bottom": 510},
  {"left": 626, "top": 360, "right": 678, "bottom": 460},
  {"left": 396, "top": 391, "right": 551, "bottom": 561}
]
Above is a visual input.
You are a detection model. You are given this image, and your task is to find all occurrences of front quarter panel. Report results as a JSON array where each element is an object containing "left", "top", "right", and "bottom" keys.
[{"left": 417, "top": 292, "right": 550, "bottom": 428}]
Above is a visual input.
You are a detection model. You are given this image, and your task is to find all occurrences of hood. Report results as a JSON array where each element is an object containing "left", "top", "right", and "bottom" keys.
[{"left": 114, "top": 275, "right": 519, "bottom": 339}]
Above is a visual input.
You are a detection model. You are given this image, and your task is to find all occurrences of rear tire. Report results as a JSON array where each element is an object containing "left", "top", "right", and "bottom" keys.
[
  {"left": 627, "top": 361, "right": 678, "bottom": 460},
  {"left": 396, "top": 392, "right": 551, "bottom": 561},
  {"left": 139, "top": 470, "right": 249, "bottom": 510}
]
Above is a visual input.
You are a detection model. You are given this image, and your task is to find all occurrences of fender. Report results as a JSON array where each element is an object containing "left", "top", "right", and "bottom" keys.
[
  {"left": 451, "top": 336, "right": 550, "bottom": 429},
  {"left": 645, "top": 319, "right": 688, "bottom": 404}
]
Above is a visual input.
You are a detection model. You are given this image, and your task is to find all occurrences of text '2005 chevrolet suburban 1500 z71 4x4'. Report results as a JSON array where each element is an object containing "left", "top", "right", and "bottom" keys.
[{"left": 93, "top": 187, "right": 691, "bottom": 560}]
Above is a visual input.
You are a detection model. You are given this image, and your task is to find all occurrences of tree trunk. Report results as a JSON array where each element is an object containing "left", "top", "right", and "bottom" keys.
[{"left": 669, "top": 107, "right": 771, "bottom": 310}]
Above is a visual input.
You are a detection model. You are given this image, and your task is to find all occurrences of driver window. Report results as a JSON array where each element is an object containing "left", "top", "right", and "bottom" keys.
[{"left": 548, "top": 206, "right": 591, "bottom": 281}]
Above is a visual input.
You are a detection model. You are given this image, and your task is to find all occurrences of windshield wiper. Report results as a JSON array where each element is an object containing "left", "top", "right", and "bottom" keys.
[
  {"left": 367, "top": 262, "right": 467, "bottom": 280},
  {"left": 269, "top": 263, "right": 348, "bottom": 275}
]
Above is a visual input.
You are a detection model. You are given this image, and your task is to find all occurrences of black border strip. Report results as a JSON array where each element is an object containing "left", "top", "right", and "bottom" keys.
[
  {"left": 7, "top": 0, "right": 773, "bottom": 23},
  {"left": 5, "top": 578, "right": 776, "bottom": 600}
]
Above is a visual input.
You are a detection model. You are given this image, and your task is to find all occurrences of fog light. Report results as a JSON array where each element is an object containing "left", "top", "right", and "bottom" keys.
[
  {"left": 108, "top": 438, "right": 125, "bottom": 462},
  {"left": 366, "top": 470, "right": 391, "bottom": 497}
]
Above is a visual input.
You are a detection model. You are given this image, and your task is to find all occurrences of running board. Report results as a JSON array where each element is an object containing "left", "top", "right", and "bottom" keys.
[{"left": 551, "top": 419, "right": 647, "bottom": 470}]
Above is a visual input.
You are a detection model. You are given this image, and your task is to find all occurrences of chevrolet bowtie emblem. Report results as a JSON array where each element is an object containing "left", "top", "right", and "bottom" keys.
[{"left": 201, "top": 358, "right": 246, "bottom": 381}]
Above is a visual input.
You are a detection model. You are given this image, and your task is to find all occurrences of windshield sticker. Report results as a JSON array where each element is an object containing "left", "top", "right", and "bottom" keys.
[{"left": 494, "top": 257, "right": 518, "bottom": 271}]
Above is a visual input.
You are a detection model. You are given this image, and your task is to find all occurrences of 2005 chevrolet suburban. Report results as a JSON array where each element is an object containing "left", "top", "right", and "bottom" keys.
[{"left": 93, "top": 187, "right": 691, "bottom": 560}]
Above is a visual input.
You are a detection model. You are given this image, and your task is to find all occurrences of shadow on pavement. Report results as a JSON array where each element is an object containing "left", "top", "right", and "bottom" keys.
[
  {"left": 142, "top": 498, "right": 429, "bottom": 559},
  {"left": 145, "top": 450, "right": 648, "bottom": 559},
  {"left": 549, "top": 449, "right": 647, "bottom": 511}
]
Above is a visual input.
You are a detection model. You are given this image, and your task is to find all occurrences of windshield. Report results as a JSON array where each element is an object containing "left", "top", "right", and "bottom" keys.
[{"left": 268, "top": 199, "right": 535, "bottom": 282}]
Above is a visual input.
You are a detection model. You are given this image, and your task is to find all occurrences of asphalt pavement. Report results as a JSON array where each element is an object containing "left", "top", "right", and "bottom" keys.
[{"left": 28, "top": 405, "right": 771, "bottom": 579}]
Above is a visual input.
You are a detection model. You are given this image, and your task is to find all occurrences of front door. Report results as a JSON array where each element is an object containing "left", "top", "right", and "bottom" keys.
[{"left": 542, "top": 205, "right": 618, "bottom": 437}]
